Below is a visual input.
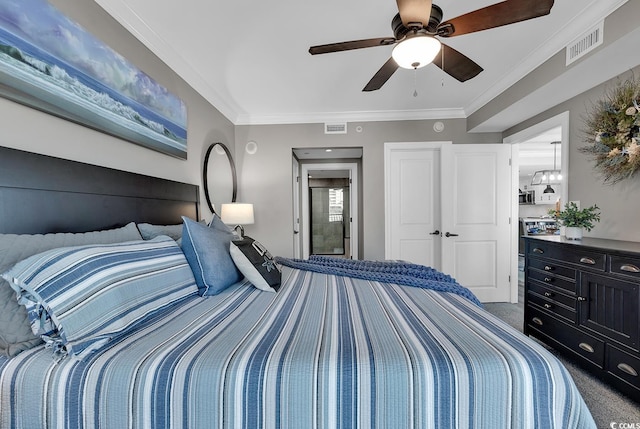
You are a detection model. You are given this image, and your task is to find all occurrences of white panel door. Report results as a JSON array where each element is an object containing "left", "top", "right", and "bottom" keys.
[
  {"left": 385, "top": 143, "right": 441, "bottom": 270},
  {"left": 440, "top": 144, "right": 512, "bottom": 302},
  {"left": 292, "top": 156, "right": 301, "bottom": 258}
]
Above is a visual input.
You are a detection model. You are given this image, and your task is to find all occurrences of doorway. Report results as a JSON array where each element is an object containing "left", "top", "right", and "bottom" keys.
[
  {"left": 292, "top": 147, "right": 362, "bottom": 260},
  {"left": 504, "top": 111, "right": 570, "bottom": 303},
  {"left": 300, "top": 162, "right": 358, "bottom": 259},
  {"left": 309, "top": 173, "right": 350, "bottom": 258}
]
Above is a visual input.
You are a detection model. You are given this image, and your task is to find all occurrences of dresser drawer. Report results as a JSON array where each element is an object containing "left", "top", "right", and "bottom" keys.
[
  {"left": 528, "top": 242, "right": 605, "bottom": 271},
  {"left": 527, "top": 307, "right": 605, "bottom": 367},
  {"left": 606, "top": 344, "right": 640, "bottom": 390},
  {"left": 528, "top": 257, "right": 576, "bottom": 281},
  {"left": 528, "top": 281, "right": 576, "bottom": 308},
  {"left": 528, "top": 268, "right": 576, "bottom": 294},
  {"left": 610, "top": 255, "right": 640, "bottom": 280},
  {"left": 527, "top": 292, "right": 576, "bottom": 322}
]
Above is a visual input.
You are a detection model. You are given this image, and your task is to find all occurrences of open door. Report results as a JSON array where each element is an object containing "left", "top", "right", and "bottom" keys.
[
  {"left": 440, "top": 143, "right": 512, "bottom": 302},
  {"left": 292, "top": 156, "right": 301, "bottom": 258}
]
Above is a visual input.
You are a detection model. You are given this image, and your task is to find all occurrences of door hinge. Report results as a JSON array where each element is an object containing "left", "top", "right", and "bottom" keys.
[
  {"left": 509, "top": 217, "right": 511, "bottom": 225},
  {"left": 508, "top": 158, "right": 512, "bottom": 166},
  {"left": 296, "top": 176, "right": 300, "bottom": 183},
  {"left": 508, "top": 274, "right": 511, "bottom": 283}
]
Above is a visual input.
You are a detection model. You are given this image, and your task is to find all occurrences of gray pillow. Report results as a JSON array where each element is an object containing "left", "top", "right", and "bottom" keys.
[
  {"left": 137, "top": 223, "right": 183, "bottom": 241},
  {"left": 0, "top": 222, "right": 142, "bottom": 357}
]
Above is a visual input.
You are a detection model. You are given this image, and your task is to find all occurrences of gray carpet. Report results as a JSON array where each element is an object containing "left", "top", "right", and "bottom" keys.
[{"left": 484, "top": 275, "right": 640, "bottom": 428}]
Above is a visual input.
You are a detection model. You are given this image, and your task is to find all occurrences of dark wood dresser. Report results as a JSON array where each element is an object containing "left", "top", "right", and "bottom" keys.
[{"left": 524, "top": 235, "right": 640, "bottom": 401}]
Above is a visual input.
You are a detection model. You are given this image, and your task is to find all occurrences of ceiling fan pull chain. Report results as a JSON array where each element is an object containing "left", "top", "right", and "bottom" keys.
[{"left": 413, "top": 68, "right": 418, "bottom": 97}]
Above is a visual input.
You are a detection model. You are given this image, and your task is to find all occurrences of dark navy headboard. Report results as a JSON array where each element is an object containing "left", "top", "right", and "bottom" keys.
[{"left": 0, "top": 146, "right": 199, "bottom": 234}]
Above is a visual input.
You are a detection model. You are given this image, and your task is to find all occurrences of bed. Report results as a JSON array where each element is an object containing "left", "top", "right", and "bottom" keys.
[{"left": 0, "top": 147, "right": 595, "bottom": 428}]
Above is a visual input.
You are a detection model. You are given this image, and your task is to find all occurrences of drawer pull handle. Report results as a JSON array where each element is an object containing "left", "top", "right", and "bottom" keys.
[
  {"left": 533, "top": 248, "right": 544, "bottom": 254},
  {"left": 577, "top": 296, "right": 587, "bottom": 301},
  {"left": 544, "top": 277, "right": 552, "bottom": 283},
  {"left": 544, "top": 265, "right": 553, "bottom": 271},
  {"left": 579, "top": 257, "right": 596, "bottom": 265},
  {"left": 578, "top": 343, "right": 595, "bottom": 353},
  {"left": 617, "top": 363, "right": 638, "bottom": 377},
  {"left": 532, "top": 317, "right": 543, "bottom": 326},
  {"left": 544, "top": 292, "right": 552, "bottom": 297},
  {"left": 543, "top": 303, "right": 552, "bottom": 309},
  {"left": 620, "top": 264, "right": 640, "bottom": 273}
]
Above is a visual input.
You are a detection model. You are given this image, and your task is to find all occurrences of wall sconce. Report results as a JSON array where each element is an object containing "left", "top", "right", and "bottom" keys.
[{"left": 221, "top": 203, "right": 254, "bottom": 238}]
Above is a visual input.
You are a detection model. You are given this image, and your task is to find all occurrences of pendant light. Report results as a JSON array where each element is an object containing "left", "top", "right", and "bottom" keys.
[{"left": 531, "top": 141, "right": 562, "bottom": 191}]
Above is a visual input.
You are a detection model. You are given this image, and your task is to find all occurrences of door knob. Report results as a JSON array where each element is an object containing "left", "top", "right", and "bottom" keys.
[
  {"left": 429, "top": 230, "right": 440, "bottom": 235},
  {"left": 445, "top": 232, "right": 459, "bottom": 237}
]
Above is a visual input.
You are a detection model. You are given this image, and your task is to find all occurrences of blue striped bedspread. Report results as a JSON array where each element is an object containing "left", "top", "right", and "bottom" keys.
[{"left": 0, "top": 266, "right": 595, "bottom": 428}]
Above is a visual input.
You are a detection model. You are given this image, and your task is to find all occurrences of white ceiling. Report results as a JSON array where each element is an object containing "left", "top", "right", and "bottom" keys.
[{"left": 95, "top": 0, "right": 628, "bottom": 129}]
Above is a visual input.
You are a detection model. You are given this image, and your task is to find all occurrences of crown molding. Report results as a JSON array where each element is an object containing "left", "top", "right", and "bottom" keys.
[
  {"left": 234, "top": 108, "right": 466, "bottom": 126},
  {"left": 95, "top": 0, "right": 628, "bottom": 128},
  {"left": 93, "top": 0, "right": 240, "bottom": 124}
]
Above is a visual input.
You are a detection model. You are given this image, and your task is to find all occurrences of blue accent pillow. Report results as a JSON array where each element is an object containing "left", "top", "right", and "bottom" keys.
[
  {"left": 1, "top": 236, "right": 198, "bottom": 359},
  {"left": 180, "top": 216, "right": 242, "bottom": 296}
]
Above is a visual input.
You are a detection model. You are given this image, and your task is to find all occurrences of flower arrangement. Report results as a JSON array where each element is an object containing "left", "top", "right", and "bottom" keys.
[
  {"left": 548, "top": 202, "right": 601, "bottom": 231},
  {"left": 580, "top": 76, "right": 640, "bottom": 184}
]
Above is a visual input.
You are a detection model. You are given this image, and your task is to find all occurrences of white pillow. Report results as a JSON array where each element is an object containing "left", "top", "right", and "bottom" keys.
[{"left": 229, "top": 236, "right": 281, "bottom": 292}]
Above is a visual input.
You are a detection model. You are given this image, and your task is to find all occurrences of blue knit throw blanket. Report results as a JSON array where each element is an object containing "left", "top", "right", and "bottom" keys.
[{"left": 275, "top": 255, "right": 481, "bottom": 307}]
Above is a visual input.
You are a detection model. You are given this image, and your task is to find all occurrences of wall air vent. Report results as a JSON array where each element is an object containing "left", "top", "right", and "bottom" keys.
[
  {"left": 324, "top": 123, "right": 347, "bottom": 134},
  {"left": 566, "top": 20, "right": 604, "bottom": 66}
]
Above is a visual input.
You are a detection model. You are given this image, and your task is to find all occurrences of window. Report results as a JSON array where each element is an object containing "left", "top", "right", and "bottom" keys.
[{"left": 328, "top": 188, "right": 343, "bottom": 222}]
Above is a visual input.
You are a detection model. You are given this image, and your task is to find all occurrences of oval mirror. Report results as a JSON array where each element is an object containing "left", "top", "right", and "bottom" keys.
[{"left": 203, "top": 143, "right": 237, "bottom": 215}]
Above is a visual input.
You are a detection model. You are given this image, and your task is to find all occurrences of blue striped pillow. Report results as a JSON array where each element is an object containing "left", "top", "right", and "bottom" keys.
[{"left": 1, "top": 236, "right": 198, "bottom": 359}]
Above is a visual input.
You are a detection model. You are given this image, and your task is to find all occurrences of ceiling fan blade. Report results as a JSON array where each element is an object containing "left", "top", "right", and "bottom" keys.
[
  {"left": 309, "top": 37, "right": 396, "bottom": 55},
  {"left": 363, "top": 57, "right": 399, "bottom": 92},
  {"left": 432, "top": 44, "right": 483, "bottom": 82},
  {"left": 396, "top": 0, "right": 432, "bottom": 28},
  {"left": 438, "top": 0, "right": 554, "bottom": 37}
]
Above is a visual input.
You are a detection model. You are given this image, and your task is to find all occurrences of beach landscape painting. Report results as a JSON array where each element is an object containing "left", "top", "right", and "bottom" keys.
[{"left": 0, "top": 0, "right": 188, "bottom": 158}]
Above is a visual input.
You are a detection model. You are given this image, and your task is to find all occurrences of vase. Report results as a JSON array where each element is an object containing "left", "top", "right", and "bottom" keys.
[{"left": 565, "top": 227, "right": 583, "bottom": 240}]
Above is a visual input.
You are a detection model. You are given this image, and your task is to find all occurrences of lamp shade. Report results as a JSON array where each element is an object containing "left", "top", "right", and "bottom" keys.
[
  {"left": 392, "top": 35, "right": 441, "bottom": 69},
  {"left": 220, "top": 203, "right": 254, "bottom": 225}
]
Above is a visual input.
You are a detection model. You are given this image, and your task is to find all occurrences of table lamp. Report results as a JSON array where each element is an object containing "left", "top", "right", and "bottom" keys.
[{"left": 220, "top": 203, "right": 254, "bottom": 238}]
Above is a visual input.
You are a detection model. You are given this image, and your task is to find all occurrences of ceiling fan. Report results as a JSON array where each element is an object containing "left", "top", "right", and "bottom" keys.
[{"left": 309, "top": 0, "right": 555, "bottom": 91}]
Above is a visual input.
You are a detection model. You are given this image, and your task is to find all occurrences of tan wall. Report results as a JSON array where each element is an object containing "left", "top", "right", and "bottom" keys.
[
  {"left": 235, "top": 120, "right": 501, "bottom": 260},
  {"left": 505, "top": 66, "right": 640, "bottom": 242}
]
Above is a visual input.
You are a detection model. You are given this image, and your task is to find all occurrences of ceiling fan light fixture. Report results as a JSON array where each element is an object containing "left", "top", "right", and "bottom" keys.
[{"left": 391, "top": 35, "right": 441, "bottom": 69}]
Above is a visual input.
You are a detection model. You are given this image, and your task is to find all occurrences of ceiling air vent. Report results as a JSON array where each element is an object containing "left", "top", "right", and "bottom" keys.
[
  {"left": 566, "top": 20, "right": 604, "bottom": 66},
  {"left": 324, "top": 123, "right": 347, "bottom": 134}
]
